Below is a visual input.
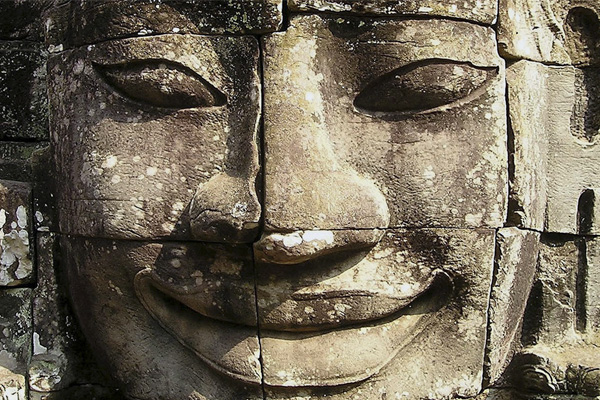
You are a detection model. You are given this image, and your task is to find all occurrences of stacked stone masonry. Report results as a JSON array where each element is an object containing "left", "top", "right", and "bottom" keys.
[{"left": 0, "top": 0, "right": 598, "bottom": 399}]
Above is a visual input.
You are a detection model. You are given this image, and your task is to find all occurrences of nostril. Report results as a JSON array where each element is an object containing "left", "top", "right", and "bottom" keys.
[
  {"left": 189, "top": 173, "right": 261, "bottom": 243},
  {"left": 254, "top": 229, "right": 385, "bottom": 265}
]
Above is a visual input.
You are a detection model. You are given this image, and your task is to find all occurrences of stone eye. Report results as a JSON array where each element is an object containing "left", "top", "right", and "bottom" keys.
[
  {"left": 94, "top": 60, "right": 227, "bottom": 109},
  {"left": 354, "top": 59, "right": 497, "bottom": 115}
]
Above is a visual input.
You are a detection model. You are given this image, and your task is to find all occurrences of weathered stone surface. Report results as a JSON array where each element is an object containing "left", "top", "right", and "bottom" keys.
[
  {"left": 0, "top": 41, "right": 48, "bottom": 140},
  {"left": 506, "top": 61, "right": 548, "bottom": 230},
  {"left": 486, "top": 228, "right": 539, "bottom": 385},
  {"left": 30, "top": 385, "right": 124, "bottom": 400},
  {"left": 472, "top": 389, "right": 522, "bottom": 399},
  {"left": 0, "top": 142, "right": 48, "bottom": 183},
  {"left": 0, "top": 0, "right": 50, "bottom": 41},
  {"left": 0, "top": 288, "right": 32, "bottom": 377},
  {"left": 498, "top": 0, "right": 600, "bottom": 66},
  {"left": 288, "top": 0, "right": 498, "bottom": 25},
  {"left": 582, "top": 236, "right": 600, "bottom": 332},
  {"left": 508, "top": 348, "right": 600, "bottom": 397},
  {"left": 262, "top": 15, "right": 507, "bottom": 235},
  {"left": 507, "top": 60, "right": 600, "bottom": 234},
  {"left": 29, "top": 233, "right": 109, "bottom": 393},
  {"left": 49, "top": 34, "right": 261, "bottom": 241},
  {"left": 526, "top": 235, "right": 580, "bottom": 345},
  {"left": 47, "top": 0, "right": 283, "bottom": 49},
  {"left": 0, "top": 365, "right": 26, "bottom": 400},
  {"left": 61, "top": 236, "right": 262, "bottom": 400},
  {"left": 0, "top": 180, "right": 33, "bottom": 286},
  {"left": 31, "top": 147, "right": 55, "bottom": 234},
  {"left": 259, "top": 228, "right": 495, "bottom": 399},
  {"left": 511, "top": 234, "right": 600, "bottom": 397}
]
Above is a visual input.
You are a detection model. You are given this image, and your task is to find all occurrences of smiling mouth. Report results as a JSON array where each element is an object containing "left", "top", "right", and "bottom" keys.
[{"left": 134, "top": 268, "right": 453, "bottom": 387}]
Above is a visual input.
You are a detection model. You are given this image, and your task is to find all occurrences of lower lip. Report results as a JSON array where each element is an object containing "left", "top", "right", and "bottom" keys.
[{"left": 135, "top": 269, "right": 452, "bottom": 387}]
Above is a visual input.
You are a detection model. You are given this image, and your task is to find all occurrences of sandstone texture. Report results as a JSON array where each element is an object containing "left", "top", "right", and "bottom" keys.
[
  {"left": 49, "top": 34, "right": 262, "bottom": 241},
  {"left": 289, "top": 0, "right": 498, "bottom": 24},
  {"left": 0, "top": 0, "right": 597, "bottom": 399},
  {"left": 262, "top": 15, "right": 507, "bottom": 233},
  {"left": 61, "top": 236, "right": 262, "bottom": 400},
  {"left": 47, "top": 0, "right": 283, "bottom": 50},
  {"left": 0, "top": 42, "right": 48, "bottom": 140},
  {"left": 0, "top": 181, "right": 33, "bottom": 287},
  {"left": 260, "top": 228, "right": 495, "bottom": 399},
  {"left": 0, "top": 289, "right": 31, "bottom": 379},
  {"left": 486, "top": 227, "right": 539, "bottom": 385},
  {"left": 498, "top": 0, "right": 600, "bottom": 66},
  {"left": 508, "top": 60, "right": 600, "bottom": 234}
]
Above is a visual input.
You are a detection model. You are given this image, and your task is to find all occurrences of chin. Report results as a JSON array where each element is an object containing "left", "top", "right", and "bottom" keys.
[{"left": 62, "top": 228, "right": 496, "bottom": 400}]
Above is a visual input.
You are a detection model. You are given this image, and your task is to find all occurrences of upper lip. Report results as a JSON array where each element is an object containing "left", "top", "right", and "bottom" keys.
[{"left": 138, "top": 261, "right": 450, "bottom": 332}]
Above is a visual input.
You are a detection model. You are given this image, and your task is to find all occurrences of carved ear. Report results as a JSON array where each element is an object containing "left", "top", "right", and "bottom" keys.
[
  {"left": 94, "top": 60, "right": 227, "bottom": 109},
  {"left": 354, "top": 59, "right": 497, "bottom": 116}
]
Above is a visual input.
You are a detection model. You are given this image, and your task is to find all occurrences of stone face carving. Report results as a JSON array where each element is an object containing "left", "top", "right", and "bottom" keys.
[{"left": 0, "top": 0, "right": 592, "bottom": 399}]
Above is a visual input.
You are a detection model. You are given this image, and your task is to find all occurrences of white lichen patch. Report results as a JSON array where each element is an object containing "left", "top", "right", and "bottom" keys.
[
  {"left": 0, "top": 206, "right": 32, "bottom": 285},
  {"left": 101, "top": 155, "right": 118, "bottom": 169},
  {"left": 32, "top": 332, "right": 47, "bottom": 356},
  {"left": 302, "top": 230, "right": 334, "bottom": 244},
  {"left": 146, "top": 166, "right": 158, "bottom": 176}
]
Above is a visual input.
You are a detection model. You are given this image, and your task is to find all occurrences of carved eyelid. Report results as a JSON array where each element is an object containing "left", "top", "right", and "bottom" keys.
[
  {"left": 93, "top": 59, "right": 227, "bottom": 109},
  {"left": 354, "top": 59, "right": 498, "bottom": 116}
]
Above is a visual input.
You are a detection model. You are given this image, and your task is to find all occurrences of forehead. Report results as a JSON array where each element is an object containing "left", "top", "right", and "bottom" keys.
[{"left": 47, "top": 0, "right": 499, "bottom": 48}]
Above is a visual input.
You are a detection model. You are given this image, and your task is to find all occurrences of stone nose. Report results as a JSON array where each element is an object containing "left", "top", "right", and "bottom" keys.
[
  {"left": 256, "top": 33, "right": 390, "bottom": 264},
  {"left": 189, "top": 172, "right": 261, "bottom": 243},
  {"left": 254, "top": 139, "right": 390, "bottom": 265}
]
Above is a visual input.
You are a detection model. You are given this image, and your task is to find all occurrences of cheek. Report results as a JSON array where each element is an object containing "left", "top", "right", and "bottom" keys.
[{"left": 321, "top": 70, "right": 507, "bottom": 231}]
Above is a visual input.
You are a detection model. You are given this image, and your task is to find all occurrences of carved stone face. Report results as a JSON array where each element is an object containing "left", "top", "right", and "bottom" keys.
[{"left": 48, "top": 4, "right": 511, "bottom": 400}]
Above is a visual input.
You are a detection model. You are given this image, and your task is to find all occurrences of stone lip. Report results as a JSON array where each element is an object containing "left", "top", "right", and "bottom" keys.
[
  {"left": 134, "top": 269, "right": 263, "bottom": 385},
  {"left": 134, "top": 266, "right": 452, "bottom": 387},
  {"left": 258, "top": 269, "right": 450, "bottom": 331},
  {"left": 137, "top": 249, "right": 450, "bottom": 331}
]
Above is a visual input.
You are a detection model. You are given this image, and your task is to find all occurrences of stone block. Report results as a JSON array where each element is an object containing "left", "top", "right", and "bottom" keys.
[
  {"left": 0, "top": 0, "right": 50, "bottom": 41},
  {"left": 49, "top": 34, "right": 261, "bottom": 241},
  {"left": 288, "top": 0, "right": 498, "bottom": 25},
  {"left": 30, "top": 385, "right": 124, "bottom": 400},
  {"left": 0, "top": 366, "right": 26, "bottom": 400},
  {"left": 0, "top": 180, "right": 33, "bottom": 287},
  {"left": 532, "top": 235, "right": 580, "bottom": 345},
  {"left": 47, "top": 0, "right": 283, "bottom": 49},
  {"left": 506, "top": 61, "right": 549, "bottom": 230},
  {"left": 60, "top": 236, "right": 263, "bottom": 400},
  {"left": 258, "top": 228, "right": 496, "bottom": 399},
  {"left": 486, "top": 227, "right": 539, "bottom": 385},
  {"left": 0, "top": 288, "right": 32, "bottom": 377},
  {"left": 0, "top": 41, "right": 48, "bottom": 140},
  {"left": 262, "top": 14, "right": 507, "bottom": 232},
  {"left": 582, "top": 236, "right": 600, "bottom": 331},
  {"left": 29, "top": 233, "right": 109, "bottom": 393},
  {"left": 0, "top": 142, "right": 48, "bottom": 183},
  {"left": 507, "top": 60, "right": 600, "bottom": 234},
  {"left": 498, "top": 0, "right": 600, "bottom": 66}
]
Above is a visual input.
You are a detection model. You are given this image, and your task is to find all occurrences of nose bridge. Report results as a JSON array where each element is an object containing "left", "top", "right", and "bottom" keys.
[
  {"left": 256, "top": 32, "right": 389, "bottom": 264},
  {"left": 261, "top": 33, "right": 389, "bottom": 233},
  {"left": 262, "top": 125, "right": 390, "bottom": 232}
]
